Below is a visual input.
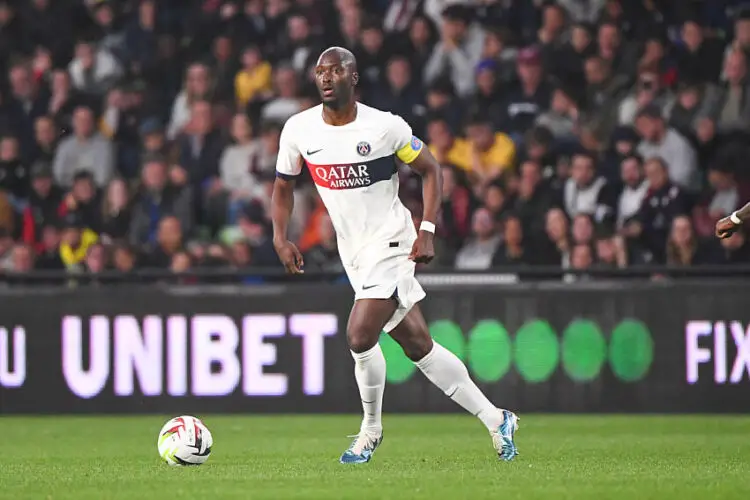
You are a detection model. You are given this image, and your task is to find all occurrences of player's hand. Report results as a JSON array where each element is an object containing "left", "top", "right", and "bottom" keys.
[
  {"left": 716, "top": 216, "right": 741, "bottom": 239},
  {"left": 274, "top": 239, "right": 304, "bottom": 274},
  {"left": 409, "top": 232, "right": 435, "bottom": 264}
]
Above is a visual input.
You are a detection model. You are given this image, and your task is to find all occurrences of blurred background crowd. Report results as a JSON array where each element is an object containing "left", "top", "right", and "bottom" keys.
[{"left": 1, "top": 0, "right": 750, "bottom": 279}]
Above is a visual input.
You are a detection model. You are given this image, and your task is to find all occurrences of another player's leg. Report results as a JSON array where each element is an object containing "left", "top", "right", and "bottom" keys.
[
  {"left": 388, "top": 305, "right": 520, "bottom": 461},
  {"left": 339, "top": 298, "right": 397, "bottom": 464}
]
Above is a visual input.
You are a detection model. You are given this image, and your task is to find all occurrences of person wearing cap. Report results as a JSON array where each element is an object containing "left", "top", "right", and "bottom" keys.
[
  {"left": 635, "top": 104, "right": 699, "bottom": 192},
  {"left": 498, "top": 45, "right": 552, "bottom": 138},
  {"left": 423, "top": 5, "right": 485, "bottom": 98}
]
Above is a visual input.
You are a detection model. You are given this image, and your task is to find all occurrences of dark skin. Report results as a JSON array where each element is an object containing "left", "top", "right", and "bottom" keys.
[
  {"left": 271, "top": 47, "right": 441, "bottom": 357},
  {"left": 716, "top": 202, "right": 750, "bottom": 238}
]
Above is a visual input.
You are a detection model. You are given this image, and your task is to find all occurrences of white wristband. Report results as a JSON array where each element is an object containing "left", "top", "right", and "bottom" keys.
[
  {"left": 731, "top": 212, "right": 742, "bottom": 225},
  {"left": 419, "top": 221, "right": 436, "bottom": 234}
]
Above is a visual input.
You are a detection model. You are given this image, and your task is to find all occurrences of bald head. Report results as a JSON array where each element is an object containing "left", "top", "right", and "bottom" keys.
[
  {"left": 314, "top": 46, "right": 359, "bottom": 111},
  {"left": 316, "top": 47, "right": 358, "bottom": 71}
]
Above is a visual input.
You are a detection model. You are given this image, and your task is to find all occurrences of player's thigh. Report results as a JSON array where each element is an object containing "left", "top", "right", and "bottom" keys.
[
  {"left": 347, "top": 298, "right": 399, "bottom": 353},
  {"left": 388, "top": 304, "right": 433, "bottom": 361}
]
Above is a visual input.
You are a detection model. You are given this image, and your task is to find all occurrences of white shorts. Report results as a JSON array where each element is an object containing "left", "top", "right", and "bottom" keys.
[{"left": 343, "top": 239, "right": 426, "bottom": 332}]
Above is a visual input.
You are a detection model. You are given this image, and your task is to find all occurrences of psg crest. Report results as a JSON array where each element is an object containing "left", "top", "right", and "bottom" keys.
[{"left": 356, "top": 141, "right": 371, "bottom": 156}]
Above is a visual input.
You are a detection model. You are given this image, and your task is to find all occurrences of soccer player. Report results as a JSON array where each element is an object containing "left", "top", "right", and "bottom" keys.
[
  {"left": 717, "top": 204, "right": 749, "bottom": 238},
  {"left": 271, "top": 47, "right": 519, "bottom": 464}
]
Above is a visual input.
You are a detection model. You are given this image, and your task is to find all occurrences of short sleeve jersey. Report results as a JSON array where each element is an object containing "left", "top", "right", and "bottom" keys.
[{"left": 276, "top": 103, "right": 424, "bottom": 263}]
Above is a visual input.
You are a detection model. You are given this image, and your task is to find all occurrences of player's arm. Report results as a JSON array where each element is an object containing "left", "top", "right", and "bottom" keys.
[
  {"left": 397, "top": 136, "right": 441, "bottom": 264},
  {"left": 272, "top": 123, "right": 304, "bottom": 273},
  {"left": 716, "top": 201, "right": 750, "bottom": 238}
]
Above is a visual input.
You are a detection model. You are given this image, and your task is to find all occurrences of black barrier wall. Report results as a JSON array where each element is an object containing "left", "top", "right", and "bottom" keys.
[{"left": 0, "top": 281, "right": 748, "bottom": 414}]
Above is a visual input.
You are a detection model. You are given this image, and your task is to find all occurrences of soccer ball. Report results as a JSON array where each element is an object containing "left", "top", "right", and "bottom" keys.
[{"left": 157, "top": 415, "right": 213, "bottom": 466}]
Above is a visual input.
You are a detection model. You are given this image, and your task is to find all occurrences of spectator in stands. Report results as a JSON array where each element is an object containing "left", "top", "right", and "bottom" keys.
[
  {"left": 59, "top": 211, "right": 98, "bottom": 271},
  {"left": 167, "top": 62, "right": 213, "bottom": 140},
  {"left": 177, "top": 100, "right": 224, "bottom": 210},
  {"left": 424, "top": 5, "right": 484, "bottom": 98},
  {"left": 582, "top": 55, "right": 628, "bottom": 139},
  {"left": 53, "top": 106, "right": 114, "bottom": 189},
  {"left": 100, "top": 178, "right": 131, "bottom": 242},
  {"left": 563, "top": 151, "right": 615, "bottom": 223},
  {"left": 464, "top": 112, "right": 515, "bottom": 187},
  {"left": 697, "top": 50, "right": 750, "bottom": 140},
  {"left": 370, "top": 55, "right": 425, "bottom": 136},
  {"left": 0, "top": 135, "right": 29, "bottom": 202},
  {"left": 538, "top": 207, "right": 570, "bottom": 266},
  {"left": 230, "top": 240, "right": 253, "bottom": 268},
  {"left": 627, "top": 157, "right": 690, "bottom": 264},
  {"left": 22, "top": 160, "right": 63, "bottom": 252},
  {"left": 616, "top": 154, "right": 648, "bottom": 230},
  {"left": 83, "top": 242, "right": 107, "bottom": 275},
  {"left": 669, "top": 81, "right": 705, "bottom": 142},
  {"left": 536, "top": 85, "right": 580, "bottom": 142},
  {"left": 7, "top": 62, "right": 49, "bottom": 159},
  {"left": 129, "top": 157, "right": 192, "bottom": 246},
  {"left": 569, "top": 242, "right": 594, "bottom": 271},
  {"left": 455, "top": 207, "right": 501, "bottom": 270},
  {"left": 354, "top": 19, "right": 390, "bottom": 96},
  {"left": 424, "top": 79, "right": 463, "bottom": 133},
  {"left": 500, "top": 46, "right": 552, "bottom": 139},
  {"left": 480, "top": 28, "right": 516, "bottom": 85},
  {"left": 35, "top": 224, "right": 63, "bottom": 270},
  {"left": 594, "top": 229, "right": 627, "bottom": 269},
  {"left": 215, "top": 113, "right": 265, "bottom": 227},
  {"left": 676, "top": 18, "right": 724, "bottom": 84},
  {"left": 48, "top": 69, "right": 87, "bottom": 136},
  {"left": 32, "top": 116, "right": 58, "bottom": 165},
  {"left": 211, "top": 35, "right": 238, "bottom": 103},
  {"left": 10, "top": 243, "right": 34, "bottom": 272},
  {"left": 666, "top": 215, "right": 720, "bottom": 266},
  {"left": 124, "top": 0, "right": 158, "bottom": 78},
  {"left": 403, "top": 14, "right": 436, "bottom": 79},
  {"left": 483, "top": 180, "right": 508, "bottom": 222},
  {"left": 64, "top": 171, "right": 101, "bottom": 232},
  {"left": 68, "top": 39, "right": 123, "bottom": 98},
  {"left": 235, "top": 45, "right": 273, "bottom": 108},
  {"left": 618, "top": 67, "right": 675, "bottom": 126},
  {"left": 304, "top": 213, "right": 344, "bottom": 272},
  {"left": 437, "top": 165, "right": 473, "bottom": 263},
  {"left": 260, "top": 65, "right": 302, "bottom": 123},
  {"left": 514, "top": 159, "right": 554, "bottom": 241},
  {"left": 234, "top": 202, "right": 278, "bottom": 267},
  {"left": 112, "top": 242, "right": 137, "bottom": 273},
  {"left": 635, "top": 105, "right": 699, "bottom": 192},
  {"left": 427, "top": 116, "right": 470, "bottom": 170},
  {"left": 491, "top": 214, "right": 529, "bottom": 266},
  {"left": 144, "top": 215, "right": 183, "bottom": 268}
]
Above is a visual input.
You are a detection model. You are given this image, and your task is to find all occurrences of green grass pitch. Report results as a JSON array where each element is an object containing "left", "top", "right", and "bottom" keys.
[{"left": 0, "top": 415, "right": 748, "bottom": 500}]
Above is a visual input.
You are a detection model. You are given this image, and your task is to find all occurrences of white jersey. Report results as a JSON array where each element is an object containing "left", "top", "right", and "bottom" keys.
[{"left": 275, "top": 103, "right": 424, "bottom": 266}]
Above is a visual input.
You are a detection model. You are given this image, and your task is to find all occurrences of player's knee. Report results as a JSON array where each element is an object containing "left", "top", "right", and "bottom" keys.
[
  {"left": 401, "top": 335, "right": 433, "bottom": 361},
  {"left": 347, "top": 327, "right": 379, "bottom": 354}
]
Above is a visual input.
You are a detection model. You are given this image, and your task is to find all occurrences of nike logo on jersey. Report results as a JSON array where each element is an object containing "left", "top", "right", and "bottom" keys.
[
  {"left": 306, "top": 148, "right": 323, "bottom": 155},
  {"left": 362, "top": 284, "right": 378, "bottom": 290}
]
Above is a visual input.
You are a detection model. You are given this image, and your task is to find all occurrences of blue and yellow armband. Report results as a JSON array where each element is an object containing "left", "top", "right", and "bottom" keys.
[{"left": 395, "top": 136, "right": 424, "bottom": 164}]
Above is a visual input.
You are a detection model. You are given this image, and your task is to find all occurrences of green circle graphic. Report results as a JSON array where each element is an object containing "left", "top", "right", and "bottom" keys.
[
  {"left": 608, "top": 319, "right": 653, "bottom": 382},
  {"left": 514, "top": 320, "right": 559, "bottom": 383},
  {"left": 561, "top": 319, "right": 607, "bottom": 381},
  {"left": 429, "top": 320, "right": 465, "bottom": 361},
  {"left": 379, "top": 333, "right": 415, "bottom": 384},
  {"left": 467, "top": 320, "right": 512, "bottom": 382}
]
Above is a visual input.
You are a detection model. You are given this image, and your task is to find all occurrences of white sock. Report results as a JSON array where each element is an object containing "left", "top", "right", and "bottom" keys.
[
  {"left": 351, "top": 343, "right": 386, "bottom": 437},
  {"left": 415, "top": 342, "right": 503, "bottom": 431}
]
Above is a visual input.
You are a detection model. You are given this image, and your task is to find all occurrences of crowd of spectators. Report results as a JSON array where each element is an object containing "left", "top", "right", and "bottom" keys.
[{"left": 1, "top": 0, "right": 750, "bottom": 280}]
